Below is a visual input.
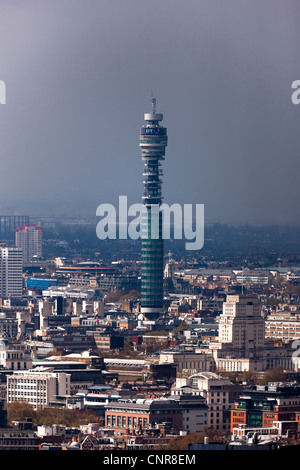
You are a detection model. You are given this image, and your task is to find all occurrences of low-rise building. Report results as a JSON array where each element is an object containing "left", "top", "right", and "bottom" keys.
[
  {"left": 0, "top": 428, "right": 41, "bottom": 450},
  {"left": 50, "top": 334, "right": 96, "bottom": 353},
  {"left": 234, "top": 270, "right": 273, "bottom": 285},
  {"left": 159, "top": 349, "right": 215, "bottom": 373},
  {"left": 104, "top": 395, "right": 208, "bottom": 437},
  {"left": 93, "top": 333, "right": 124, "bottom": 352},
  {"left": 75, "top": 385, "right": 121, "bottom": 416},
  {"left": 0, "top": 340, "right": 32, "bottom": 370}
]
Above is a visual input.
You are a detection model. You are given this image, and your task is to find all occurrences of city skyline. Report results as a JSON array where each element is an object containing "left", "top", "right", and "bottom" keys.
[
  {"left": 0, "top": 0, "right": 300, "bottom": 228},
  {"left": 0, "top": 2, "right": 300, "bottom": 454}
]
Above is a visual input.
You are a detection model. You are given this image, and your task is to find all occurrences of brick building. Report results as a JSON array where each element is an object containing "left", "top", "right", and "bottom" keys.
[
  {"left": 105, "top": 395, "right": 208, "bottom": 437},
  {"left": 105, "top": 399, "right": 183, "bottom": 437}
]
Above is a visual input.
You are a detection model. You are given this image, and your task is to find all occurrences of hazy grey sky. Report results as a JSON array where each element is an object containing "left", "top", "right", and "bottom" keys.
[{"left": 0, "top": 0, "right": 299, "bottom": 225}]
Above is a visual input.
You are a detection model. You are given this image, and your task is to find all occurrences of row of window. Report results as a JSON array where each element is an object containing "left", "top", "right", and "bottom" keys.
[
  {"left": 8, "top": 379, "right": 47, "bottom": 384},
  {"left": 107, "top": 415, "right": 148, "bottom": 429},
  {"left": 8, "top": 391, "right": 47, "bottom": 397}
]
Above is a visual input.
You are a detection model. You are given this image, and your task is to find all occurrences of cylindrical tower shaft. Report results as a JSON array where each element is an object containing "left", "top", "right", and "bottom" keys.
[{"left": 139, "top": 98, "right": 168, "bottom": 316}]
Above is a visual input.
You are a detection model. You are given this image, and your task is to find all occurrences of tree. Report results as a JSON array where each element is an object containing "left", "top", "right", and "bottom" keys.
[
  {"left": 105, "top": 290, "right": 123, "bottom": 303},
  {"left": 120, "top": 290, "right": 140, "bottom": 300},
  {"left": 258, "top": 367, "right": 287, "bottom": 385},
  {"left": 6, "top": 401, "right": 35, "bottom": 424},
  {"left": 142, "top": 337, "right": 165, "bottom": 354},
  {"left": 216, "top": 370, "right": 237, "bottom": 382},
  {"left": 238, "top": 370, "right": 258, "bottom": 383},
  {"left": 165, "top": 428, "right": 222, "bottom": 450},
  {"left": 173, "top": 321, "right": 190, "bottom": 333},
  {"left": 5, "top": 402, "right": 103, "bottom": 427}
]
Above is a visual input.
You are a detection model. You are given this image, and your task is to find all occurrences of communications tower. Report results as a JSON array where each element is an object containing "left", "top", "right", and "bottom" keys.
[{"left": 139, "top": 98, "right": 168, "bottom": 319}]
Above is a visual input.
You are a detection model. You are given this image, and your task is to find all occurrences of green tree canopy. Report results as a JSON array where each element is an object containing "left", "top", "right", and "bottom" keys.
[{"left": 5, "top": 402, "right": 103, "bottom": 428}]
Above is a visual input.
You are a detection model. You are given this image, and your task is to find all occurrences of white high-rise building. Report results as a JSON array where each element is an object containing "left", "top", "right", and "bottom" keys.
[
  {"left": 218, "top": 294, "right": 265, "bottom": 354},
  {"left": 0, "top": 247, "right": 23, "bottom": 298},
  {"left": 209, "top": 294, "right": 293, "bottom": 372},
  {"left": 15, "top": 223, "right": 42, "bottom": 262}
]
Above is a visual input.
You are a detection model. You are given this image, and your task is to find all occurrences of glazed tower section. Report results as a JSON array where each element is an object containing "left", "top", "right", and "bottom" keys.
[{"left": 139, "top": 98, "right": 168, "bottom": 317}]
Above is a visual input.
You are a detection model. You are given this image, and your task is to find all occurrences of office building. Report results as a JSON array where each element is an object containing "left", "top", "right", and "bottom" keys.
[
  {"left": 230, "top": 383, "right": 300, "bottom": 435},
  {"left": 0, "top": 247, "right": 23, "bottom": 298},
  {"left": 7, "top": 370, "right": 71, "bottom": 408}
]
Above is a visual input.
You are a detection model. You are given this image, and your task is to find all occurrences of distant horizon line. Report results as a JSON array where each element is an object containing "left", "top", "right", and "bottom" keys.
[
  {"left": 0, "top": 207, "right": 299, "bottom": 228},
  {"left": 3, "top": 213, "right": 299, "bottom": 229}
]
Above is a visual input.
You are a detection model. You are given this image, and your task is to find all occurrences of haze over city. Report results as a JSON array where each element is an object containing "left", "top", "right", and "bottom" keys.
[
  {"left": 2, "top": 1, "right": 300, "bottom": 457},
  {"left": 0, "top": 0, "right": 299, "bottom": 226}
]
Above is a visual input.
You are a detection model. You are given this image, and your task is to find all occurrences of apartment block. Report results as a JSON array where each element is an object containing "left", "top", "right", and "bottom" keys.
[{"left": 15, "top": 223, "right": 42, "bottom": 262}]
